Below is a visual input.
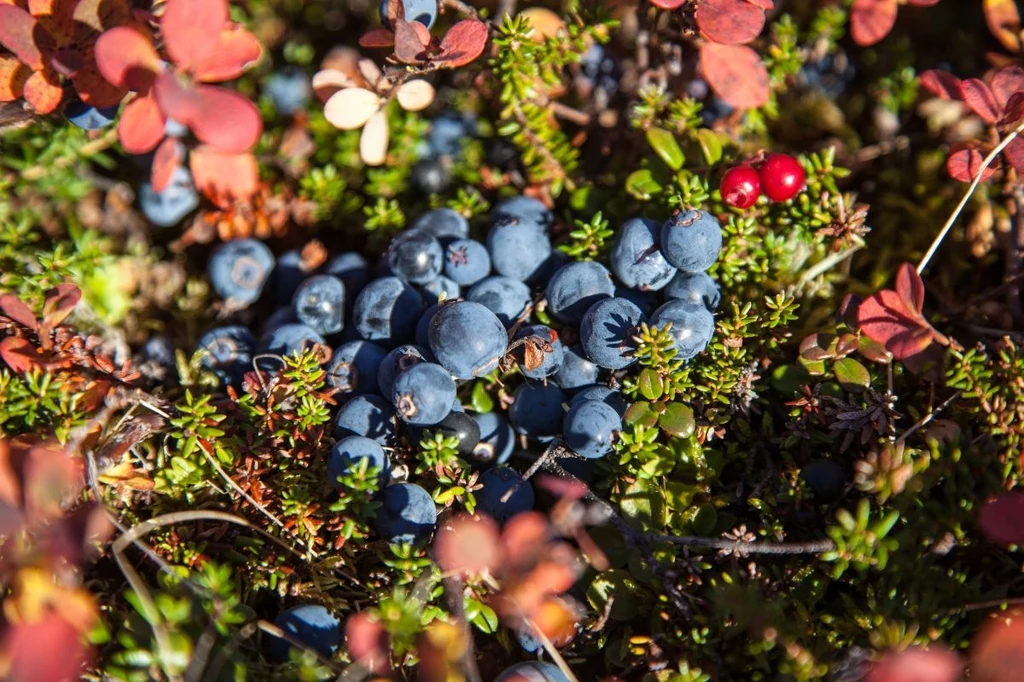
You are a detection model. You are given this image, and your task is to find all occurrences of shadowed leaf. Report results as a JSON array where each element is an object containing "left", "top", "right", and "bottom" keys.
[
  {"left": 699, "top": 43, "right": 769, "bottom": 109},
  {"left": 0, "top": 5, "right": 45, "bottom": 69},
  {"left": 695, "top": 0, "right": 766, "bottom": 45},
  {"left": 394, "top": 17, "right": 427, "bottom": 64},
  {"left": 850, "top": 0, "right": 898, "bottom": 46},
  {"left": 0, "top": 57, "right": 28, "bottom": 101},
  {"left": 41, "top": 283, "right": 81, "bottom": 327},
  {"left": 919, "top": 69, "right": 962, "bottom": 100},
  {"left": 359, "top": 27, "right": 396, "bottom": 48},
  {"left": 94, "top": 26, "right": 160, "bottom": 90},
  {"left": 23, "top": 68, "right": 61, "bottom": 112}
]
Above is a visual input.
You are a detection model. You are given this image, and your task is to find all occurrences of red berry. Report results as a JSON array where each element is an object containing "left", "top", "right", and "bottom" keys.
[
  {"left": 720, "top": 165, "right": 761, "bottom": 209},
  {"left": 758, "top": 153, "right": 806, "bottom": 202}
]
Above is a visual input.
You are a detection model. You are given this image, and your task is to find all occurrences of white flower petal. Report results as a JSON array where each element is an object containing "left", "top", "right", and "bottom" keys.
[
  {"left": 360, "top": 109, "right": 390, "bottom": 166},
  {"left": 357, "top": 57, "right": 383, "bottom": 88},
  {"left": 324, "top": 88, "right": 382, "bottom": 130},
  {"left": 312, "top": 68, "right": 356, "bottom": 103},
  {"left": 396, "top": 79, "right": 436, "bottom": 112}
]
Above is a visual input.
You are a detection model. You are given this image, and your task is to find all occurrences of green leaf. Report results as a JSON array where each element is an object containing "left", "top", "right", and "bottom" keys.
[
  {"left": 646, "top": 127, "right": 685, "bottom": 170},
  {"left": 471, "top": 382, "right": 493, "bottom": 413},
  {"left": 834, "top": 357, "right": 870, "bottom": 392},
  {"left": 625, "top": 169, "right": 663, "bottom": 200},
  {"left": 658, "top": 402, "right": 695, "bottom": 438},
  {"left": 690, "top": 503, "right": 718, "bottom": 535},
  {"left": 620, "top": 479, "right": 665, "bottom": 531},
  {"left": 694, "top": 128, "right": 724, "bottom": 165},
  {"left": 624, "top": 401, "right": 659, "bottom": 428},
  {"left": 638, "top": 368, "right": 664, "bottom": 401},
  {"left": 587, "top": 569, "right": 641, "bottom": 621}
]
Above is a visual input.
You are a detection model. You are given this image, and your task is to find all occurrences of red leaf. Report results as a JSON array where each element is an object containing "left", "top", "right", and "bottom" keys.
[
  {"left": 893, "top": 262, "right": 924, "bottom": 314},
  {"left": 946, "top": 142, "right": 998, "bottom": 183},
  {"left": 991, "top": 65, "right": 1024, "bottom": 110},
  {"left": 1003, "top": 135, "right": 1024, "bottom": 173},
  {"left": 41, "top": 283, "right": 81, "bottom": 327},
  {"left": 695, "top": 0, "right": 766, "bottom": 46},
  {"left": 23, "top": 68, "right": 62, "bottom": 113},
  {"left": 153, "top": 75, "right": 262, "bottom": 152},
  {"left": 151, "top": 137, "right": 184, "bottom": 194},
  {"left": 0, "top": 337, "right": 46, "bottom": 374},
  {"left": 359, "top": 27, "right": 396, "bottom": 48},
  {"left": 0, "top": 57, "right": 29, "bottom": 102},
  {"left": 345, "top": 612, "right": 390, "bottom": 674},
  {"left": 434, "top": 19, "right": 488, "bottom": 68},
  {"left": 850, "top": 0, "right": 898, "bottom": 46},
  {"left": 434, "top": 513, "right": 500, "bottom": 576},
  {"left": 189, "top": 146, "right": 259, "bottom": 206},
  {"left": 386, "top": 0, "right": 405, "bottom": 23},
  {"left": 984, "top": 0, "right": 1022, "bottom": 53},
  {"left": 699, "top": 43, "right": 769, "bottom": 110},
  {"left": 160, "top": 0, "right": 228, "bottom": 74},
  {"left": 117, "top": 92, "right": 165, "bottom": 154},
  {"left": 745, "top": 0, "right": 775, "bottom": 9},
  {"left": 0, "top": 294, "right": 39, "bottom": 330},
  {"left": 649, "top": 0, "right": 687, "bottom": 8},
  {"left": 971, "top": 609, "right": 1024, "bottom": 681},
  {"left": 919, "top": 69, "right": 962, "bottom": 100},
  {"left": 70, "top": 46, "right": 128, "bottom": 108},
  {"left": 1001, "top": 91, "right": 1024, "bottom": 125},
  {"left": 857, "top": 286, "right": 941, "bottom": 361},
  {"left": 190, "top": 24, "right": 262, "bottom": 83},
  {"left": 959, "top": 78, "right": 1001, "bottom": 123},
  {"left": 0, "top": 5, "right": 46, "bottom": 70},
  {"left": 394, "top": 18, "right": 427, "bottom": 64},
  {"left": 867, "top": 647, "right": 962, "bottom": 682},
  {"left": 1, "top": 614, "right": 93, "bottom": 682},
  {"left": 978, "top": 493, "right": 1024, "bottom": 545},
  {"left": 94, "top": 26, "right": 161, "bottom": 91}
]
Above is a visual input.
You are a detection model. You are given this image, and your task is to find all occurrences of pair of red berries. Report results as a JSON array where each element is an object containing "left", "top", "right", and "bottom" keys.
[{"left": 720, "top": 153, "right": 806, "bottom": 209}]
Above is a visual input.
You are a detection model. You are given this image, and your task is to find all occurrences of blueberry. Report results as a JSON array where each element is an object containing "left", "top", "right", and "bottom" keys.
[
  {"left": 391, "top": 362, "right": 456, "bottom": 426},
  {"left": 428, "top": 300, "right": 509, "bottom": 380},
  {"left": 467, "top": 276, "right": 531, "bottom": 327},
  {"left": 273, "top": 249, "right": 318, "bottom": 306},
  {"left": 476, "top": 467, "right": 535, "bottom": 524},
  {"left": 410, "top": 158, "right": 451, "bottom": 194},
  {"left": 470, "top": 411, "right": 515, "bottom": 469},
  {"left": 377, "top": 344, "right": 430, "bottom": 398},
  {"left": 375, "top": 482, "right": 437, "bottom": 545},
  {"left": 569, "top": 385, "right": 627, "bottom": 416},
  {"left": 262, "top": 306, "right": 298, "bottom": 336},
  {"left": 326, "top": 340, "right": 389, "bottom": 395},
  {"left": 486, "top": 138, "right": 519, "bottom": 168},
  {"left": 380, "top": 0, "right": 438, "bottom": 29},
  {"left": 388, "top": 231, "right": 444, "bottom": 285},
  {"left": 164, "top": 117, "right": 188, "bottom": 137},
  {"left": 546, "top": 261, "right": 616, "bottom": 324},
  {"left": 495, "top": 662, "right": 570, "bottom": 682},
  {"left": 493, "top": 195, "right": 554, "bottom": 230},
  {"left": 513, "top": 324, "right": 563, "bottom": 380},
  {"left": 551, "top": 344, "right": 600, "bottom": 393},
  {"left": 260, "top": 323, "right": 325, "bottom": 358},
  {"left": 487, "top": 214, "right": 551, "bottom": 282},
  {"left": 509, "top": 382, "right": 567, "bottom": 441},
  {"left": 328, "top": 436, "right": 390, "bottom": 490},
  {"left": 332, "top": 394, "right": 397, "bottom": 445},
  {"left": 664, "top": 271, "right": 721, "bottom": 311},
  {"left": 208, "top": 238, "right": 275, "bottom": 307},
  {"left": 264, "top": 69, "right": 310, "bottom": 115},
  {"left": 415, "top": 302, "right": 441, "bottom": 348},
  {"left": 420, "top": 275, "right": 460, "bottom": 304},
  {"left": 352, "top": 276, "right": 424, "bottom": 347},
  {"left": 65, "top": 98, "right": 118, "bottom": 130},
  {"left": 563, "top": 399, "right": 621, "bottom": 459},
  {"left": 197, "top": 325, "right": 255, "bottom": 386},
  {"left": 649, "top": 299, "right": 715, "bottom": 360},
  {"left": 324, "top": 252, "right": 372, "bottom": 299},
  {"left": 268, "top": 604, "right": 343, "bottom": 661},
  {"left": 420, "top": 411, "right": 481, "bottom": 458},
  {"left": 660, "top": 210, "right": 723, "bottom": 273},
  {"left": 292, "top": 275, "right": 345, "bottom": 336},
  {"left": 140, "top": 165, "right": 199, "bottom": 228},
  {"left": 410, "top": 208, "right": 470, "bottom": 244},
  {"left": 426, "top": 112, "right": 475, "bottom": 157},
  {"left": 801, "top": 459, "right": 845, "bottom": 504},
  {"left": 443, "top": 239, "right": 492, "bottom": 287},
  {"left": 579, "top": 297, "right": 645, "bottom": 370},
  {"left": 610, "top": 217, "right": 677, "bottom": 291},
  {"left": 140, "top": 336, "right": 175, "bottom": 369}
]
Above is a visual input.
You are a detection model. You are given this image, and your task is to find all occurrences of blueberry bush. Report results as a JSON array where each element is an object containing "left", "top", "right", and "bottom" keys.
[{"left": 1, "top": 1, "right": 1023, "bottom": 681}]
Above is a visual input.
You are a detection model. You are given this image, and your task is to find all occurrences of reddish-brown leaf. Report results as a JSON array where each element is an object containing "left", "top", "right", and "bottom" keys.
[
  {"left": 359, "top": 27, "right": 396, "bottom": 48},
  {"left": 93, "top": 26, "right": 161, "bottom": 91},
  {"left": 695, "top": 0, "right": 766, "bottom": 46},
  {"left": 893, "top": 262, "right": 925, "bottom": 314},
  {"left": 907, "top": 0, "right": 940, "bottom": 4},
  {"left": 745, "top": 0, "right": 775, "bottom": 9},
  {"left": 0, "top": 57, "right": 29, "bottom": 102},
  {"left": 991, "top": 65, "right": 1024, "bottom": 110},
  {"left": 150, "top": 137, "right": 184, "bottom": 194},
  {"left": 857, "top": 286, "right": 940, "bottom": 361},
  {"left": 978, "top": 493, "right": 1024, "bottom": 545},
  {"left": 867, "top": 647, "right": 962, "bottom": 682},
  {"left": 345, "top": 612, "right": 390, "bottom": 674},
  {"left": 434, "top": 19, "right": 488, "bottom": 68},
  {"left": 154, "top": 75, "right": 262, "bottom": 152},
  {"left": 0, "top": 337, "right": 46, "bottom": 374},
  {"left": 117, "top": 91, "right": 165, "bottom": 154},
  {"left": 41, "top": 283, "right": 81, "bottom": 327},
  {"left": 394, "top": 17, "right": 427, "bottom": 64},
  {"left": 0, "top": 613, "right": 93, "bottom": 682},
  {"left": 434, "top": 513, "right": 500, "bottom": 576},
  {"left": 0, "top": 294, "right": 39, "bottom": 330},
  {"left": 386, "top": 0, "right": 405, "bottom": 23},
  {"left": 1001, "top": 91, "right": 1024, "bottom": 125},
  {"left": 971, "top": 609, "right": 1024, "bottom": 681},
  {"left": 959, "top": 78, "right": 1001, "bottom": 123},
  {"left": 23, "top": 68, "right": 62, "bottom": 113},
  {"left": 0, "top": 4, "right": 45, "bottom": 70},
  {"left": 189, "top": 146, "right": 258, "bottom": 206},
  {"left": 946, "top": 142, "right": 999, "bottom": 183},
  {"left": 985, "top": 0, "right": 1022, "bottom": 53},
  {"left": 160, "top": 0, "right": 228, "bottom": 74},
  {"left": 649, "top": 0, "right": 686, "bottom": 8},
  {"left": 190, "top": 24, "right": 262, "bottom": 83},
  {"left": 1003, "top": 135, "right": 1024, "bottom": 173},
  {"left": 23, "top": 442, "right": 83, "bottom": 520},
  {"left": 850, "top": 0, "right": 898, "bottom": 46},
  {"left": 71, "top": 46, "right": 128, "bottom": 108},
  {"left": 699, "top": 43, "right": 769, "bottom": 110},
  {"left": 919, "top": 69, "right": 962, "bottom": 100}
]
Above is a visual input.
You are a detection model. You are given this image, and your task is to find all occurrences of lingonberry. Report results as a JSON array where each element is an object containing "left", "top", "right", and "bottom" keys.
[
  {"left": 758, "top": 153, "right": 806, "bottom": 202},
  {"left": 720, "top": 165, "right": 761, "bottom": 209}
]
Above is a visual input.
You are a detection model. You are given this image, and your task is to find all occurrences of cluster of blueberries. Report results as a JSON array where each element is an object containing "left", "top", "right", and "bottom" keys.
[{"left": 199, "top": 196, "right": 724, "bottom": 668}]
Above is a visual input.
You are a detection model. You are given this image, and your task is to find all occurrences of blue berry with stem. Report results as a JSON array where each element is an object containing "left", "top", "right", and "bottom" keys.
[
  {"left": 579, "top": 297, "right": 645, "bottom": 370},
  {"left": 328, "top": 435, "right": 390, "bottom": 490},
  {"left": 140, "top": 165, "right": 199, "bottom": 228},
  {"left": 487, "top": 214, "right": 551, "bottom": 282},
  {"left": 420, "top": 275, "right": 460, "bottom": 304},
  {"left": 377, "top": 344, "right": 430, "bottom": 398},
  {"left": 610, "top": 217, "right": 677, "bottom": 291},
  {"left": 649, "top": 299, "right": 716, "bottom": 360},
  {"left": 467, "top": 276, "right": 531, "bottom": 327},
  {"left": 470, "top": 411, "right": 515, "bottom": 469},
  {"left": 563, "top": 399, "right": 621, "bottom": 459},
  {"left": 352, "top": 276, "right": 424, "bottom": 347},
  {"left": 476, "top": 467, "right": 535, "bottom": 524},
  {"left": 546, "top": 261, "right": 616, "bottom": 324},
  {"left": 664, "top": 271, "right": 721, "bottom": 311},
  {"left": 197, "top": 325, "right": 255, "bottom": 386},
  {"left": 293, "top": 274, "right": 345, "bottom": 336},
  {"left": 375, "top": 482, "right": 437, "bottom": 545},
  {"left": 208, "top": 238, "right": 275, "bottom": 308},
  {"left": 660, "top": 209, "right": 723, "bottom": 273},
  {"left": 552, "top": 344, "right": 600, "bottom": 393},
  {"left": 388, "top": 231, "right": 444, "bottom": 285},
  {"left": 428, "top": 300, "right": 509, "bottom": 380},
  {"left": 332, "top": 394, "right": 397, "bottom": 445},
  {"left": 509, "top": 382, "right": 567, "bottom": 441},
  {"left": 513, "top": 324, "right": 563, "bottom": 380},
  {"left": 268, "top": 604, "right": 343, "bottom": 661},
  {"left": 391, "top": 362, "right": 456, "bottom": 426},
  {"left": 326, "top": 340, "right": 389, "bottom": 395},
  {"left": 65, "top": 98, "right": 118, "bottom": 130},
  {"left": 493, "top": 195, "right": 554, "bottom": 230},
  {"left": 443, "top": 238, "right": 491, "bottom": 287}
]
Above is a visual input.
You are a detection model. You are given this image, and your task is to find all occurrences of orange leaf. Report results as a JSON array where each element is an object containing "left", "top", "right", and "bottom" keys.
[
  {"left": 0, "top": 337, "right": 46, "bottom": 374},
  {"left": 978, "top": 493, "right": 1024, "bottom": 545},
  {"left": 0, "top": 4, "right": 45, "bottom": 69},
  {"left": 984, "top": 0, "right": 1022, "bottom": 53},
  {"left": 434, "top": 513, "right": 500, "bottom": 576},
  {"left": 434, "top": 19, "right": 488, "bottom": 68},
  {"left": 850, "top": 0, "right": 898, "bottom": 47},
  {"left": 150, "top": 137, "right": 184, "bottom": 194},
  {"left": 190, "top": 24, "right": 262, "bottom": 83},
  {"left": 94, "top": 26, "right": 160, "bottom": 91},
  {"left": 695, "top": 0, "right": 766, "bottom": 46},
  {"left": 154, "top": 75, "right": 262, "bottom": 152},
  {"left": 23, "top": 68, "right": 62, "bottom": 113},
  {"left": 0, "top": 613, "right": 93, "bottom": 682},
  {"left": 699, "top": 42, "right": 769, "bottom": 109},
  {"left": 867, "top": 646, "right": 962, "bottom": 682},
  {"left": 160, "top": 0, "right": 228, "bottom": 74},
  {"left": 0, "top": 57, "right": 28, "bottom": 101},
  {"left": 117, "top": 91, "right": 165, "bottom": 154},
  {"left": 189, "top": 146, "right": 258, "bottom": 205}
]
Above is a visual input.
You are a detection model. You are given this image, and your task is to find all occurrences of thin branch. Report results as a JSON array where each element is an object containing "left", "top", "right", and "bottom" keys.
[
  {"left": 646, "top": 534, "right": 835, "bottom": 555},
  {"left": 441, "top": 574, "right": 484, "bottom": 682},
  {"left": 895, "top": 390, "right": 962, "bottom": 445}
]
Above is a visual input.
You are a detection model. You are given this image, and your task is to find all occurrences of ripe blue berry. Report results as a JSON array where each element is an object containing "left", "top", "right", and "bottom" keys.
[
  {"left": 410, "top": 208, "right": 470, "bottom": 244},
  {"left": 263, "top": 69, "right": 310, "bottom": 115},
  {"left": 509, "top": 382, "right": 567, "bottom": 441},
  {"left": 467, "top": 276, "right": 531, "bottom": 327},
  {"left": 609, "top": 217, "right": 677, "bottom": 291},
  {"left": 414, "top": 411, "right": 481, "bottom": 459},
  {"left": 415, "top": 302, "right": 441, "bottom": 348},
  {"left": 388, "top": 231, "right": 444, "bottom": 285},
  {"left": 328, "top": 435, "right": 390, "bottom": 490},
  {"left": 492, "top": 195, "right": 554, "bottom": 230},
  {"left": 801, "top": 458, "right": 845, "bottom": 503},
  {"left": 410, "top": 158, "right": 452, "bottom": 194},
  {"left": 293, "top": 275, "right": 345, "bottom": 336},
  {"left": 352, "top": 276, "right": 424, "bottom": 347},
  {"left": 268, "top": 604, "right": 343, "bottom": 661},
  {"left": 470, "top": 411, "right": 515, "bottom": 468},
  {"left": 443, "top": 239, "right": 492, "bottom": 287},
  {"left": 197, "top": 325, "right": 255, "bottom": 386},
  {"left": 428, "top": 300, "right": 508, "bottom": 380},
  {"left": 260, "top": 323, "right": 325, "bottom": 358},
  {"left": 579, "top": 297, "right": 645, "bottom": 370},
  {"left": 375, "top": 482, "right": 437, "bottom": 545},
  {"left": 208, "top": 238, "right": 275, "bottom": 307},
  {"left": 332, "top": 394, "right": 397, "bottom": 445},
  {"left": 660, "top": 209, "right": 723, "bottom": 273},
  {"left": 649, "top": 299, "right": 716, "bottom": 360},
  {"left": 324, "top": 252, "right": 372, "bottom": 299},
  {"left": 551, "top": 344, "right": 600, "bottom": 393},
  {"left": 140, "top": 165, "right": 199, "bottom": 228},
  {"left": 377, "top": 344, "right": 430, "bottom": 398},
  {"left": 513, "top": 325, "right": 563, "bottom": 380},
  {"left": 487, "top": 213, "right": 551, "bottom": 282},
  {"left": 391, "top": 362, "right": 456, "bottom": 425},
  {"left": 476, "top": 467, "right": 535, "bottom": 524},
  {"left": 495, "top": 662, "right": 570, "bottom": 682},
  {"left": 65, "top": 98, "right": 118, "bottom": 130},
  {"left": 563, "top": 399, "right": 621, "bottom": 459},
  {"left": 663, "top": 271, "right": 721, "bottom": 311},
  {"left": 273, "top": 249, "right": 318, "bottom": 306},
  {"left": 569, "top": 385, "right": 628, "bottom": 416},
  {"left": 380, "top": 0, "right": 438, "bottom": 28},
  {"left": 420, "top": 275, "right": 460, "bottom": 304},
  {"left": 616, "top": 285, "right": 659, "bottom": 317},
  {"left": 426, "top": 112, "right": 475, "bottom": 157},
  {"left": 326, "top": 340, "right": 389, "bottom": 394},
  {"left": 546, "top": 261, "right": 616, "bottom": 324}
]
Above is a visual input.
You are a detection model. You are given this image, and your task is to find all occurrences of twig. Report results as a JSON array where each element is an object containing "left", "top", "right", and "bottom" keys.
[
  {"left": 646, "top": 534, "right": 835, "bottom": 555},
  {"left": 441, "top": 574, "right": 484, "bottom": 682},
  {"left": 917, "top": 120, "right": 1024, "bottom": 274},
  {"left": 1008, "top": 186, "right": 1024, "bottom": 322},
  {"left": 937, "top": 595, "right": 1024, "bottom": 616},
  {"left": 440, "top": 0, "right": 479, "bottom": 19},
  {"left": 895, "top": 390, "right": 962, "bottom": 445},
  {"left": 793, "top": 239, "right": 865, "bottom": 293},
  {"left": 523, "top": 616, "right": 581, "bottom": 682}
]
